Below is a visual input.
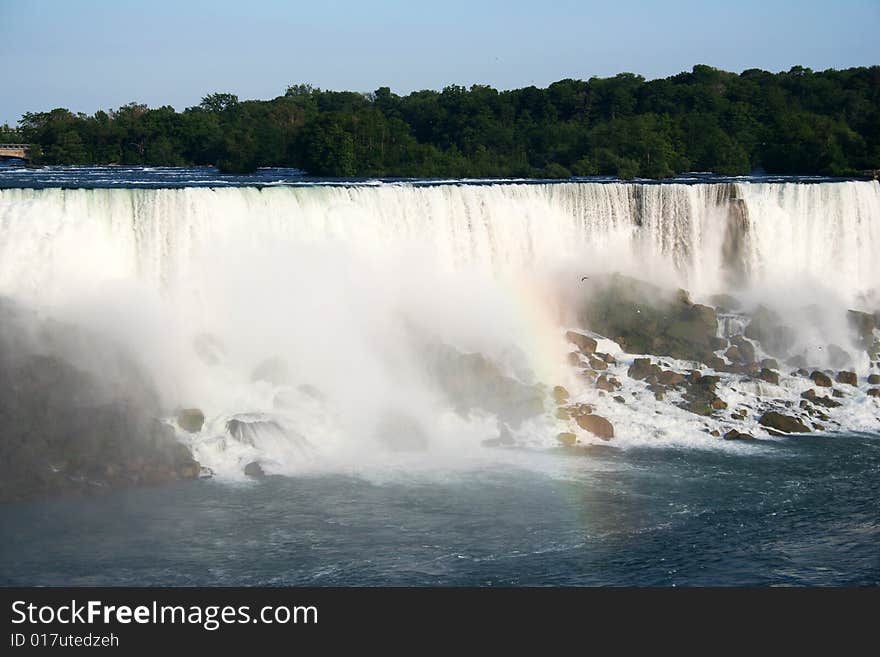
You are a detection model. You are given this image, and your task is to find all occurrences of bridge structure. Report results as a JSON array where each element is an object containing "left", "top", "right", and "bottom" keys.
[{"left": 0, "top": 144, "right": 32, "bottom": 161}]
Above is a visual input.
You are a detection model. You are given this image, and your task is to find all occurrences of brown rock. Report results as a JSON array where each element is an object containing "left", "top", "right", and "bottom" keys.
[
  {"left": 723, "top": 429, "right": 754, "bottom": 441},
  {"left": 552, "top": 386, "right": 570, "bottom": 405},
  {"left": 811, "top": 371, "right": 832, "bottom": 387},
  {"left": 657, "top": 370, "right": 686, "bottom": 386},
  {"left": 868, "top": 388, "right": 880, "bottom": 398},
  {"left": 836, "top": 371, "right": 858, "bottom": 386},
  {"left": 565, "top": 331, "right": 597, "bottom": 354},
  {"left": 575, "top": 413, "right": 614, "bottom": 440},
  {"left": 758, "top": 368, "right": 780, "bottom": 385},
  {"left": 588, "top": 355, "right": 608, "bottom": 370},
  {"left": 758, "top": 411, "right": 811, "bottom": 434},
  {"left": 867, "top": 374, "right": 880, "bottom": 385},
  {"left": 177, "top": 408, "right": 205, "bottom": 433},
  {"left": 556, "top": 432, "right": 577, "bottom": 447}
]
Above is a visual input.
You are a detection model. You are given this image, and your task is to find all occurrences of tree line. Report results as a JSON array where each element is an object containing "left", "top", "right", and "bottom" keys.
[{"left": 1, "top": 65, "right": 878, "bottom": 178}]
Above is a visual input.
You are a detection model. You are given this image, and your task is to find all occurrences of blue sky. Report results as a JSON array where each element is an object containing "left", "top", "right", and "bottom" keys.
[{"left": 1, "top": 0, "right": 877, "bottom": 124}]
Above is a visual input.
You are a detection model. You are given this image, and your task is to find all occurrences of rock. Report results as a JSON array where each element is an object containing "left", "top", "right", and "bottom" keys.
[
  {"left": 613, "top": 395, "right": 626, "bottom": 404},
  {"left": 243, "top": 461, "right": 265, "bottom": 478},
  {"left": 567, "top": 352, "right": 583, "bottom": 367},
  {"left": 556, "top": 432, "right": 577, "bottom": 447},
  {"left": 711, "top": 398, "right": 728, "bottom": 410},
  {"left": 710, "top": 294, "right": 742, "bottom": 312},
  {"left": 724, "top": 346, "right": 742, "bottom": 362},
  {"left": 730, "top": 335, "right": 757, "bottom": 363},
  {"left": 867, "top": 374, "right": 880, "bottom": 385},
  {"left": 576, "top": 274, "right": 717, "bottom": 362},
  {"left": 800, "top": 388, "right": 841, "bottom": 408},
  {"left": 832, "top": 388, "right": 844, "bottom": 398},
  {"left": 599, "top": 352, "right": 616, "bottom": 364},
  {"left": 847, "top": 309, "right": 876, "bottom": 349},
  {"left": 836, "top": 371, "right": 858, "bottom": 386},
  {"left": 704, "top": 355, "right": 725, "bottom": 370},
  {"left": 588, "top": 354, "right": 608, "bottom": 370},
  {"left": 567, "top": 402, "right": 593, "bottom": 417},
  {"left": 657, "top": 370, "right": 685, "bottom": 386},
  {"left": 758, "top": 368, "right": 780, "bottom": 385},
  {"left": 868, "top": 388, "right": 880, "bottom": 398},
  {"left": 758, "top": 411, "right": 811, "bottom": 435},
  {"left": 177, "top": 408, "right": 205, "bottom": 433},
  {"left": 565, "top": 331, "right": 597, "bottom": 354},
  {"left": 760, "top": 358, "right": 779, "bottom": 370},
  {"left": 575, "top": 413, "right": 614, "bottom": 440},
  {"left": 628, "top": 358, "right": 660, "bottom": 380},
  {"left": 724, "top": 429, "right": 754, "bottom": 441},
  {"left": 552, "top": 386, "right": 570, "bottom": 405},
  {"left": 596, "top": 374, "right": 620, "bottom": 392},
  {"left": 687, "top": 370, "right": 702, "bottom": 383},
  {"left": 745, "top": 306, "right": 795, "bottom": 357},
  {"left": 810, "top": 371, "right": 832, "bottom": 387},
  {"left": 709, "top": 336, "right": 729, "bottom": 351}
]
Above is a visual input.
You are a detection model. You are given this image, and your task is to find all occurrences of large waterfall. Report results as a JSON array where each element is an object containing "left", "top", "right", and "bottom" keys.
[{"left": 1, "top": 180, "right": 879, "bottom": 475}]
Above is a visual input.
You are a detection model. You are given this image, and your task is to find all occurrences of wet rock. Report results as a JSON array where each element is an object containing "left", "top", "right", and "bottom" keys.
[
  {"left": 836, "top": 371, "right": 858, "bottom": 386},
  {"left": 847, "top": 309, "right": 876, "bottom": 349},
  {"left": 710, "top": 294, "right": 742, "bottom": 312},
  {"left": 868, "top": 388, "right": 880, "bottom": 398},
  {"left": 657, "top": 370, "right": 686, "bottom": 386},
  {"left": 576, "top": 274, "right": 717, "bottom": 362},
  {"left": 729, "top": 335, "right": 757, "bottom": 363},
  {"left": 613, "top": 395, "right": 626, "bottom": 404},
  {"left": 704, "top": 355, "right": 725, "bottom": 370},
  {"left": 709, "top": 336, "right": 729, "bottom": 351},
  {"left": 556, "top": 432, "right": 577, "bottom": 447},
  {"left": 711, "top": 398, "right": 728, "bottom": 410},
  {"left": 565, "top": 331, "right": 597, "bottom": 354},
  {"left": 758, "top": 368, "right": 780, "bottom": 385},
  {"left": 552, "top": 386, "right": 570, "bottom": 405},
  {"left": 177, "top": 408, "right": 205, "bottom": 433},
  {"left": 567, "top": 352, "right": 584, "bottom": 367},
  {"left": 760, "top": 358, "right": 779, "bottom": 370},
  {"left": 832, "top": 388, "right": 844, "bottom": 398},
  {"left": 628, "top": 358, "right": 660, "bottom": 380},
  {"left": 801, "top": 388, "right": 841, "bottom": 408},
  {"left": 810, "top": 371, "right": 832, "bottom": 387},
  {"left": 868, "top": 374, "right": 880, "bottom": 385},
  {"left": 599, "top": 352, "right": 616, "bottom": 364},
  {"left": 596, "top": 374, "right": 620, "bottom": 392},
  {"left": 758, "top": 411, "right": 811, "bottom": 435},
  {"left": 724, "top": 345, "right": 742, "bottom": 362},
  {"left": 745, "top": 306, "right": 795, "bottom": 357},
  {"left": 724, "top": 429, "right": 754, "bottom": 441},
  {"left": 567, "top": 402, "right": 593, "bottom": 417},
  {"left": 588, "top": 354, "right": 608, "bottom": 370},
  {"left": 575, "top": 413, "right": 614, "bottom": 440},
  {"left": 243, "top": 461, "right": 265, "bottom": 478}
]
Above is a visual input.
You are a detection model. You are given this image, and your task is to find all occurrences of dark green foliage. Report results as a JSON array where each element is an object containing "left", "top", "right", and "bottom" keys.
[{"left": 10, "top": 65, "right": 880, "bottom": 177}]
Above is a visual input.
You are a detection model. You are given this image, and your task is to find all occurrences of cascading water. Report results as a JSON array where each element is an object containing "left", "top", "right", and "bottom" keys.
[{"left": 1, "top": 180, "right": 878, "bottom": 476}]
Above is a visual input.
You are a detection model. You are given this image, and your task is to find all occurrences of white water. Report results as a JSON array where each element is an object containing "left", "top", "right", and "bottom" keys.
[{"left": 1, "top": 181, "right": 878, "bottom": 475}]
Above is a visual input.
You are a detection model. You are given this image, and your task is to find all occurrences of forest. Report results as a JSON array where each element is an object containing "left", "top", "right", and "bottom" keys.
[{"left": 1, "top": 65, "right": 878, "bottom": 178}]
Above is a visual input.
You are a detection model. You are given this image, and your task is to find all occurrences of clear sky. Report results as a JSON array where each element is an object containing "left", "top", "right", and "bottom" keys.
[{"left": 1, "top": 0, "right": 877, "bottom": 125}]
